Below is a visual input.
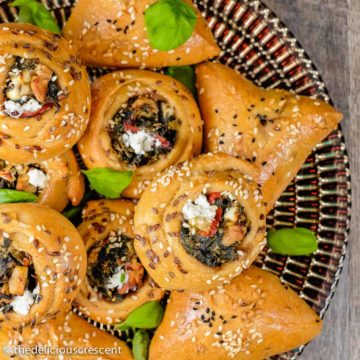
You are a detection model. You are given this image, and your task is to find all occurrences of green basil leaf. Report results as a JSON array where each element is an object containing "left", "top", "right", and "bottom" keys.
[
  {"left": 82, "top": 168, "right": 133, "bottom": 199},
  {"left": 132, "top": 330, "right": 150, "bottom": 360},
  {"left": 166, "top": 66, "right": 196, "bottom": 96},
  {"left": 144, "top": 0, "right": 197, "bottom": 51},
  {"left": 0, "top": 189, "right": 37, "bottom": 203},
  {"left": 11, "top": 0, "right": 61, "bottom": 34},
  {"left": 62, "top": 206, "right": 82, "bottom": 220},
  {"left": 267, "top": 227, "right": 318, "bottom": 256},
  {"left": 117, "top": 301, "right": 164, "bottom": 331}
]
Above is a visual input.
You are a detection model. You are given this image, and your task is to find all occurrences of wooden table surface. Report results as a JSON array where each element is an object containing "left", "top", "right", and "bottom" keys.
[{"left": 262, "top": 1, "right": 359, "bottom": 359}]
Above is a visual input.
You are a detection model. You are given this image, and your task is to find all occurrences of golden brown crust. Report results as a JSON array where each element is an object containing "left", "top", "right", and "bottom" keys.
[
  {"left": 134, "top": 153, "right": 266, "bottom": 291},
  {"left": 62, "top": 0, "right": 220, "bottom": 68},
  {"left": 0, "top": 23, "right": 91, "bottom": 163},
  {"left": 78, "top": 70, "right": 203, "bottom": 198},
  {"left": 0, "top": 312, "right": 133, "bottom": 360},
  {"left": 74, "top": 199, "right": 164, "bottom": 325},
  {"left": 34, "top": 150, "right": 84, "bottom": 212},
  {"left": 0, "top": 204, "right": 86, "bottom": 329},
  {"left": 196, "top": 62, "right": 343, "bottom": 212},
  {"left": 150, "top": 266, "right": 322, "bottom": 360}
]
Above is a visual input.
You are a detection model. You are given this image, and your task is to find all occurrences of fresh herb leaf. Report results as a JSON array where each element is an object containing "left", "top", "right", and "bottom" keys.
[
  {"left": 144, "top": 0, "right": 197, "bottom": 51},
  {"left": 120, "top": 272, "right": 126, "bottom": 284},
  {"left": 267, "top": 227, "right": 318, "bottom": 256},
  {"left": 166, "top": 66, "right": 196, "bottom": 96},
  {"left": 132, "top": 330, "right": 150, "bottom": 360},
  {"left": 117, "top": 301, "right": 164, "bottom": 331},
  {"left": 62, "top": 206, "right": 82, "bottom": 220},
  {"left": 0, "top": 189, "right": 37, "bottom": 203},
  {"left": 82, "top": 168, "right": 133, "bottom": 199},
  {"left": 11, "top": 0, "right": 61, "bottom": 34}
]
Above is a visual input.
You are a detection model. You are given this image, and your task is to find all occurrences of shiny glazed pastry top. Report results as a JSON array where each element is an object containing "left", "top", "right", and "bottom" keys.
[
  {"left": 74, "top": 199, "right": 164, "bottom": 325},
  {"left": 63, "top": 0, "right": 220, "bottom": 68},
  {"left": 0, "top": 204, "right": 86, "bottom": 329},
  {"left": 78, "top": 70, "right": 202, "bottom": 198},
  {"left": 196, "top": 62, "right": 343, "bottom": 212},
  {"left": 0, "top": 23, "right": 91, "bottom": 163},
  {"left": 150, "top": 266, "right": 323, "bottom": 360},
  {"left": 134, "top": 153, "right": 266, "bottom": 291},
  {"left": 0, "top": 150, "right": 84, "bottom": 212}
]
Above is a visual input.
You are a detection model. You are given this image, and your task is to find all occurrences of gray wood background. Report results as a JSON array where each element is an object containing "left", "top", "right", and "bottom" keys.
[{"left": 262, "top": 1, "right": 359, "bottom": 359}]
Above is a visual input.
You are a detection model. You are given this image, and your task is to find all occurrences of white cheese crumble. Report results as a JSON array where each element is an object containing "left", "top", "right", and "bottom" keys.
[
  {"left": 27, "top": 168, "right": 48, "bottom": 189},
  {"left": 10, "top": 285, "right": 39, "bottom": 316},
  {"left": 106, "top": 267, "right": 128, "bottom": 290},
  {"left": 224, "top": 206, "right": 237, "bottom": 222},
  {"left": 122, "top": 130, "right": 161, "bottom": 155},
  {"left": 4, "top": 98, "right": 42, "bottom": 118},
  {"left": 182, "top": 194, "right": 217, "bottom": 229}
]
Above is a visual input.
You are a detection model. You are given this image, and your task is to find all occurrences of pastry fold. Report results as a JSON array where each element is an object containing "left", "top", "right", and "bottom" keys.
[
  {"left": 0, "top": 204, "right": 86, "bottom": 329},
  {"left": 150, "top": 266, "right": 323, "bottom": 360},
  {"left": 196, "top": 62, "right": 343, "bottom": 212},
  {"left": 0, "top": 311, "right": 133, "bottom": 359},
  {"left": 63, "top": 0, "right": 220, "bottom": 68},
  {"left": 78, "top": 70, "right": 202, "bottom": 198},
  {"left": 134, "top": 153, "right": 266, "bottom": 291},
  {"left": 0, "top": 23, "right": 91, "bottom": 163},
  {"left": 74, "top": 200, "right": 164, "bottom": 325},
  {"left": 0, "top": 150, "right": 84, "bottom": 212}
]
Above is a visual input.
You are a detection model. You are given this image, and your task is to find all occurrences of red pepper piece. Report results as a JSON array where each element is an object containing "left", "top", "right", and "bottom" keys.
[
  {"left": 22, "top": 103, "right": 53, "bottom": 118},
  {"left": 198, "top": 207, "right": 223, "bottom": 238},
  {"left": 124, "top": 121, "right": 140, "bottom": 133},
  {"left": 154, "top": 134, "right": 171, "bottom": 149},
  {"left": 208, "top": 192, "right": 222, "bottom": 205}
]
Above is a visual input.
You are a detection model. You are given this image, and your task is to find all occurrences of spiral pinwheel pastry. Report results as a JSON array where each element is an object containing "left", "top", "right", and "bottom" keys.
[
  {"left": 0, "top": 204, "right": 86, "bottom": 329},
  {"left": 0, "top": 23, "right": 91, "bottom": 163},
  {"left": 1, "top": 311, "right": 133, "bottom": 360},
  {"left": 0, "top": 150, "right": 84, "bottom": 212},
  {"left": 74, "top": 199, "right": 164, "bottom": 325},
  {"left": 133, "top": 153, "right": 266, "bottom": 291},
  {"left": 78, "top": 70, "right": 202, "bottom": 198}
]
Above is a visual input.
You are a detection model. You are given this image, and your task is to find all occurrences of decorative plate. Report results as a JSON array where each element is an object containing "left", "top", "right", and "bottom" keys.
[{"left": 0, "top": 0, "right": 351, "bottom": 359}]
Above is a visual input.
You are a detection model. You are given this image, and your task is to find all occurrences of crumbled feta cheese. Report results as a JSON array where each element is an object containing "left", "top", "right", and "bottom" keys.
[
  {"left": 182, "top": 194, "right": 217, "bottom": 227},
  {"left": 106, "top": 267, "right": 128, "bottom": 290},
  {"left": 4, "top": 98, "right": 42, "bottom": 118},
  {"left": 10, "top": 285, "right": 39, "bottom": 316},
  {"left": 27, "top": 168, "right": 48, "bottom": 189},
  {"left": 224, "top": 206, "right": 237, "bottom": 222},
  {"left": 122, "top": 130, "right": 160, "bottom": 155}
]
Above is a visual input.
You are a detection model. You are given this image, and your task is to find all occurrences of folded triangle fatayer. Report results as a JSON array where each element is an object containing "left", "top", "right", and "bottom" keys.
[
  {"left": 195, "top": 62, "right": 343, "bottom": 213},
  {"left": 63, "top": 0, "right": 220, "bottom": 68}
]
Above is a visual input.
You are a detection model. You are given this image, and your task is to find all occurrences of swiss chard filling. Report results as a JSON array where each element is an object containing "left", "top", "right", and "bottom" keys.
[
  {"left": 180, "top": 192, "right": 251, "bottom": 267},
  {"left": 2, "top": 57, "right": 61, "bottom": 118},
  {"left": 87, "top": 232, "right": 144, "bottom": 303},
  {"left": 0, "top": 237, "right": 40, "bottom": 314},
  {"left": 108, "top": 93, "right": 179, "bottom": 167},
  {"left": 0, "top": 160, "right": 48, "bottom": 195}
]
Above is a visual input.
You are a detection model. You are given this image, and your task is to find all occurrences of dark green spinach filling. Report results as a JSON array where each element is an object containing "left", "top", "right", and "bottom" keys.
[
  {"left": 180, "top": 195, "right": 251, "bottom": 267},
  {"left": 108, "top": 94, "right": 179, "bottom": 167},
  {"left": 87, "top": 233, "right": 144, "bottom": 303}
]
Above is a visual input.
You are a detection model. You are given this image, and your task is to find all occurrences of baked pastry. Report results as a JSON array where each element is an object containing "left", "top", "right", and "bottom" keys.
[
  {"left": 150, "top": 266, "right": 322, "bottom": 360},
  {"left": 0, "top": 204, "right": 86, "bottom": 329},
  {"left": 0, "top": 23, "right": 91, "bottom": 163},
  {"left": 196, "top": 62, "right": 343, "bottom": 212},
  {"left": 0, "top": 150, "right": 84, "bottom": 212},
  {"left": 74, "top": 199, "right": 164, "bottom": 325},
  {"left": 0, "top": 311, "right": 133, "bottom": 359},
  {"left": 78, "top": 70, "right": 202, "bottom": 198},
  {"left": 134, "top": 153, "right": 266, "bottom": 291},
  {"left": 63, "top": 0, "right": 220, "bottom": 68}
]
